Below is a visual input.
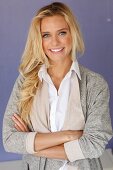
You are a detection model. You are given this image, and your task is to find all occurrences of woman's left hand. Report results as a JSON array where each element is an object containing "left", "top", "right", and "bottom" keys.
[{"left": 12, "top": 113, "right": 29, "bottom": 132}]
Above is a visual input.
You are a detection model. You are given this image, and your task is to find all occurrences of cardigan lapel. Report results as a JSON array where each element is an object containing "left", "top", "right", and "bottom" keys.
[
  {"left": 30, "top": 80, "right": 51, "bottom": 132},
  {"left": 30, "top": 66, "right": 85, "bottom": 132},
  {"left": 62, "top": 73, "right": 85, "bottom": 130},
  {"left": 79, "top": 65, "right": 87, "bottom": 121}
]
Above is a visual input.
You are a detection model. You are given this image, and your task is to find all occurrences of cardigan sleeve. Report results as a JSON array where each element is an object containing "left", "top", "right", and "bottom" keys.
[
  {"left": 64, "top": 74, "right": 113, "bottom": 162},
  {"left": 2, "top": 74, "right": 37, "bottom": 154}
]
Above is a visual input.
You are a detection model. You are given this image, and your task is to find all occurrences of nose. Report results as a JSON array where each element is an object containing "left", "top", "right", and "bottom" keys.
[{"left": 51, "top": 35, "right": 59, "bottom": 46}]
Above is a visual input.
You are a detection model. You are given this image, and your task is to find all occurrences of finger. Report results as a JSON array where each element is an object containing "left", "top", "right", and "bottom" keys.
[
  {"left": 13, "top": 113, "right": 29, "bottom": 131},
  {"left": 14, "top": 113, "right": 26, "bottom": 127},
  {"left": 12, "top": 116, "right": 26, "bottom": 132},
  {"left": 14, "top": 123, "right": 22, "bottom": 132},
  {"left": 14, "top": 114, "right": 28, "bottom": 131}
]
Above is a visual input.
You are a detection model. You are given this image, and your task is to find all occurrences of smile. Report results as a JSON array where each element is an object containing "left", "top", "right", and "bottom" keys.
[{"left": 50, "top": 48, "right": 64, "bottom": 52}]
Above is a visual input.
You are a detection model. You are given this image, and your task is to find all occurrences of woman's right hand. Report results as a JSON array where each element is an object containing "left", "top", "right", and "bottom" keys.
[{"left": 12, "top": 113, "right": 29, "bottom": 132}]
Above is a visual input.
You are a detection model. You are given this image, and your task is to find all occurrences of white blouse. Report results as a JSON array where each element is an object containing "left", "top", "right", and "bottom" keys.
[
  {"left": 38, "top": 61, "right": 81, "bottom": 133},
  {"left": 25, "top": 61, "right": 85, "bottom": 170},
  {"left": 38, "top": 61, "right": 84, "bottom": 170}
]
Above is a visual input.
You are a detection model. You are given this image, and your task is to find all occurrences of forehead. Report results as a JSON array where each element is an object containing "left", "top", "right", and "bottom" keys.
[{"left": 40, "top": 15, "right": 69, "bottom": 32}]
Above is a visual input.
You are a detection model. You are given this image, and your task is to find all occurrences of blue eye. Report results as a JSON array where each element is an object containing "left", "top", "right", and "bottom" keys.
[
  {"left": 42, "top": 34, "right": 50, "bottom": 38},
  {"left": 59, "top": 31, "right": 67, "bottom": 36}
]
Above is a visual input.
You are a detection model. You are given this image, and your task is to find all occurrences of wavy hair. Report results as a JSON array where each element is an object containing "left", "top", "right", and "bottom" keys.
[{"left": 19, "top": 2, "right": 85, "bottom": 125}]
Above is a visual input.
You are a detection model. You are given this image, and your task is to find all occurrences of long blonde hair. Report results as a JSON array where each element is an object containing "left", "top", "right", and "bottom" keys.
[{"left": 19, "top": 2, "right": 85, "bottom": 125}]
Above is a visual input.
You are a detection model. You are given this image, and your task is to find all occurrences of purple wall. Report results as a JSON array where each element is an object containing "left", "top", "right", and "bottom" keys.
[{"left": 0, "top": 0, "right": 113, "bottom": 161}]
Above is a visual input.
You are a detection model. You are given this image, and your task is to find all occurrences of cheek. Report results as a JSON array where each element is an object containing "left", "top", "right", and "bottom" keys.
[
  {"left": 64, "top": 33, "right": 72, "bottom": 44},
  {"left": 42, "top": 41, "right": 47, "bottom": 52},
  {"left": 68, "top": 36, "right": 72, "bottom": 44},
  {"left": 66, "top": 37, "right": 72, "bottom": 49},
  {"left": 42, "top": 41, "right": 51, "bottom": 57}
]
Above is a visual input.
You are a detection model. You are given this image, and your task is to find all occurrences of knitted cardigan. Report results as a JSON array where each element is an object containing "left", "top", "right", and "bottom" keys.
[{"left": 3, "top": 65, "right": 113, "bottom": 170}]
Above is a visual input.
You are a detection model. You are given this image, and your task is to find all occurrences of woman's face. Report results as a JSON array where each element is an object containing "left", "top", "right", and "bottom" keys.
[{"left": 40, "top": 15, "right": 72, "bottom": 63}]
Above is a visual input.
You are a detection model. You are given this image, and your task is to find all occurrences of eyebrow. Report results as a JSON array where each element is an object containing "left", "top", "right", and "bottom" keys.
[{"left": 41, "top": 27, "right": 69, "bottom": 34}]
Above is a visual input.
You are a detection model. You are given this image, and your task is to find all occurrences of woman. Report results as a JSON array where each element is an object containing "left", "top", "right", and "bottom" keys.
[{"left": 3, "top": 2, "right": 113, "bottom": 170}]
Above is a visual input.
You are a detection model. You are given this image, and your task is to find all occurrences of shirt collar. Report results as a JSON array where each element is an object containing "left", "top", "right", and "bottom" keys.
[
  {"left": 38, "top": 60, "right": 81, "bottom": 82},
  {"left": 70, "top": 60, "right": 81, "bottom": 80},
  {"left": 38, "top": 64, "right": 47, "bottom": 82}
]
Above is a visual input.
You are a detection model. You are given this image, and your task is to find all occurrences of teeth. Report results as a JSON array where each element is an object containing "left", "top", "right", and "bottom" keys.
[{"left": 51, "top": 48, "right": 63, "bottom": 52}]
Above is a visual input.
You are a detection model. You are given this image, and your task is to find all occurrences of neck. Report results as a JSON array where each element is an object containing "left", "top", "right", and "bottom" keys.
[{"left": 47, "top": 58, "right": 72, "bottom": 79}]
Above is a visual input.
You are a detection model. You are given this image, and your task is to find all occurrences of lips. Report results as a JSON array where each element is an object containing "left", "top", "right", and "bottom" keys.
[{"left": 50, "top": 48, "right": 64, "bottom": 53}]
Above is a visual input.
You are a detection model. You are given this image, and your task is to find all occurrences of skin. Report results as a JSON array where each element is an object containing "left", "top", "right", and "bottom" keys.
[
  {"left": 12, "top": 15, "right": 83, "bottom": 160},
  {"left": 41, "top": 15, "right": 72, "bottom": 64},
  {"left": 41, "top": 15, "right": 73, "bottom": 90}
]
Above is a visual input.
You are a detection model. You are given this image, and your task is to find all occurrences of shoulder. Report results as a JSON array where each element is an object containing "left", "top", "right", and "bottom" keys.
[
  {"left": 79, "top": 64, "right": 109, "bottom": 90},
  {"left": 12, "top": 74, "right": 25, "bottom": 91},
  {"left": 16, "top": 74, "right": 25, "bottom": 84}
]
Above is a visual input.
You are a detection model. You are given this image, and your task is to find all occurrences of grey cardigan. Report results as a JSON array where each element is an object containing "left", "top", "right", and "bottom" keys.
[{"left": 2, "top": 65, "right": 113, "bottom": 170}]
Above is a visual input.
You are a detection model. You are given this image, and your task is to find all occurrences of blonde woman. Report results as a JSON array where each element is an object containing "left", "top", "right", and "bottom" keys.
[{"left": 3, "top": 2, "right": 113, "bottom": 170}]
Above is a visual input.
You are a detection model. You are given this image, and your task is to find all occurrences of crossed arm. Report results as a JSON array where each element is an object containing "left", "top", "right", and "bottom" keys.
[{"left": 12, "top": 113, "right": 83, "bottom": 160}]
